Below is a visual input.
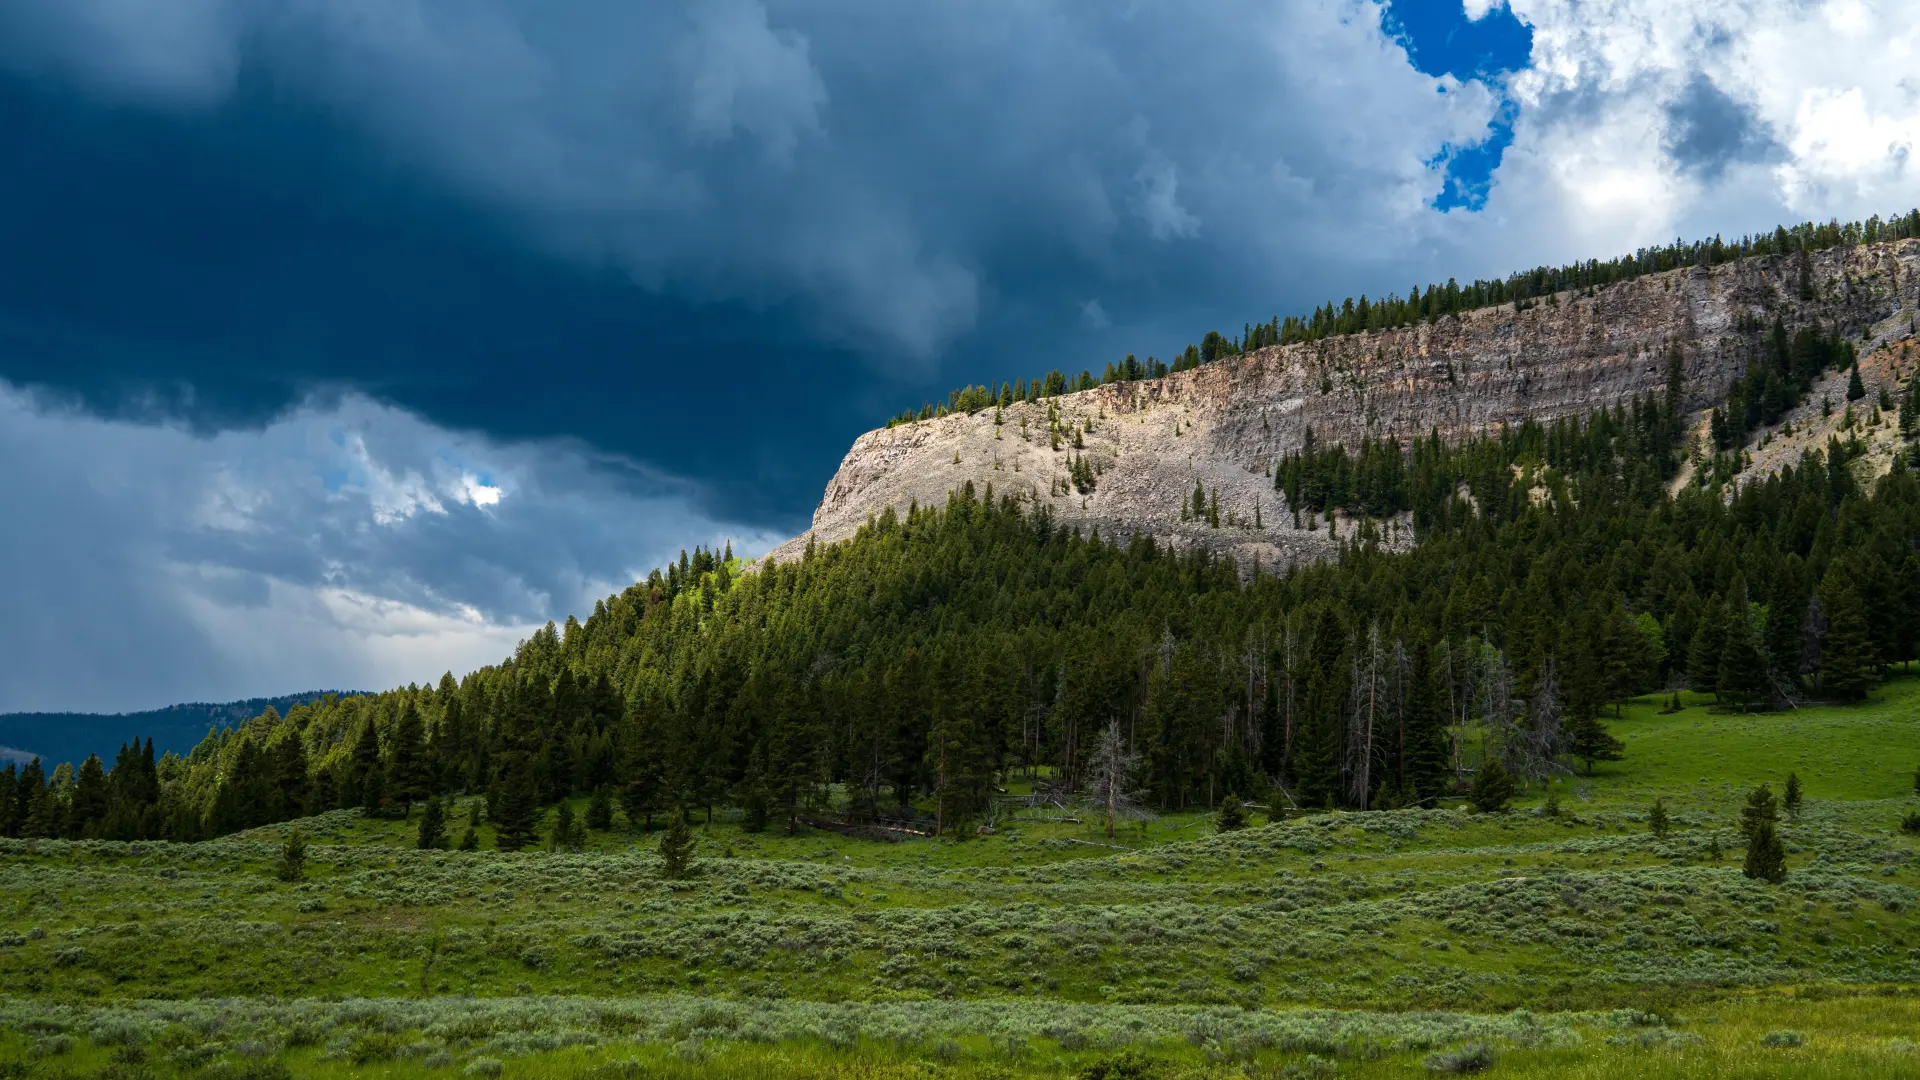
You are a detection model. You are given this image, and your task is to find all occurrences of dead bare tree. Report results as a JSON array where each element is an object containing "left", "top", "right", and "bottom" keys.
[{"left": 1083, "top": 718, "right": 1145, "bottom": 839}]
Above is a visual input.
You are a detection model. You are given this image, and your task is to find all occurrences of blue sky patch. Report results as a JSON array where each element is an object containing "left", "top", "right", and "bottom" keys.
[{"left": 1383, "top": 0, "right": 1533, "bottom": 211}]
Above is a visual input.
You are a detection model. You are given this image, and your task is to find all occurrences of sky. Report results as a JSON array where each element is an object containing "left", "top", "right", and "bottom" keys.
[{"left": 1, "top": 0, "right": 1916, "bottom": 714}]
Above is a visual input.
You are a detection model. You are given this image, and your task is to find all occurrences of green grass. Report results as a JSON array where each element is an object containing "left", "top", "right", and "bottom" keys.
[{"left": 5, "top": 679, "right": 1920, "bottom": 1078}]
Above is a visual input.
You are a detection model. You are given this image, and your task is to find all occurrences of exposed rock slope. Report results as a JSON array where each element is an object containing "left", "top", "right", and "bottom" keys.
[{"left": 771, "top": 240, "right": 1920, "bottom": 565}]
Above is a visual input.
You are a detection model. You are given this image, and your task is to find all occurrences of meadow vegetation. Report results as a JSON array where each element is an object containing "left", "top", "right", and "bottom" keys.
[{"left": 5, "top": 682, "right": 1920, "bottom": 1078}]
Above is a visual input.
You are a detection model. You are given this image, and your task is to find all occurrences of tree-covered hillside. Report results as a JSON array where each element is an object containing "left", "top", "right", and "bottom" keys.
[{"left": 6, "top": 356, "right": 1919, "bottom": 845}]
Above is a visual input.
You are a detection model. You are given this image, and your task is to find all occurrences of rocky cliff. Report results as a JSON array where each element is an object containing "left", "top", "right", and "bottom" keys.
[{"left": 770, "top": 239, "right": 1920, "bottom": 566}]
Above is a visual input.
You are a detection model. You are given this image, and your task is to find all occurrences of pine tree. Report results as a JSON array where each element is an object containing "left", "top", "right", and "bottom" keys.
[
  {"left": 658, "top": 809, "right": 696, "bottom": 879},
  {"left": 1403, "top": 639, "right": 1452, "bottom": 802},
  {"left": 416, "top": 795, "right": 447, "bottom": 850},
  {"left": 1818, "top": 578, "right": 1877, "bottom": 701},
  {"left": 0, "top": 764, "right": 16, "bottom": 838},
  {"left": 459, "top": 825, "right": 479, "bottom": 851},
  {"left": 586, "top": 785, "right": 613, "bottom": 830},
  {"left": 1567, "top": 711, "right": 1625, "bottom": 773},
  {"left": 1744, "top": 819, "right": 1787, "bottom": 883},
  {"left": 1216, "top": 794, "right": 1247, "bottom": 832},
  {"left": 549, "top": 801, "right": 582, "bottom": 851},
  {"left": 1716, "top": 587, "right": 1771, "bottom": 711},
  {"left": 1648, "top": 796, "right": 1670, "bottom": 839},
  {"left": 1470, "top": 758, "right": 1514, "bottom": 813},
  {"left": 359, "top": 763, "right": 388, "bottom": 819},
  {"left": 1687, "top": 597, "right": 1729, "bottom": 697},
  {"left": 491, "top": 766, "right": 538, "bottom": 852},
  {"left": 276, "top": 829, "right": 308, "bottom": 883},
  {"left": 389, "top": 701, "right": 429, "bottom": 814},
  {"left": 68, "top": 754, "right": 108, "bottom": 839},
  {"left": 1846, "top": 363, "right": 1866, "bottom": 402},
  {"left": 346, "top": 718, "right": 380, "bottom": 810},
  {"left": 1783, "top": 772, "right": 1803, "bottom": 817},
  {"left": 269, "top": 733, "right": 311, "bottom": 821},
  {"left": 1740, "top": 784, "right": 1779, "bottom": 839}
]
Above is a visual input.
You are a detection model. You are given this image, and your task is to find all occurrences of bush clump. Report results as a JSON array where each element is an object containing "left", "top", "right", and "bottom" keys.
[{"left": 1423, "top": 1042, "right": 1496, "bottom": 1074}]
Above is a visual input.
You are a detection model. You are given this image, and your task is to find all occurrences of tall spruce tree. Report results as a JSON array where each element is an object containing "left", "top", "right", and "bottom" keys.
[
  {"left": 657, "top": 809, "right": 695, "bottom": 880},
  {"left": 1818, "top": 576, "right": 1877, "bottom": 701},
  {"left": 416, "top": 795, "right": 448, "bottom": 850}
]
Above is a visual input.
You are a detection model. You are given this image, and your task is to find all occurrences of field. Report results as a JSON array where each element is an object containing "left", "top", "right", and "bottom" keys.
[{"left": 5, "top": 680, "right": 1920, "bottom": 1078}]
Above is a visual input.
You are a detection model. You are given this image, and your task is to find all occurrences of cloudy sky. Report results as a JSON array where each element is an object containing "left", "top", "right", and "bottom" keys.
[{"left": 1, "top": 0, "right": 1915, "bottom": 713}]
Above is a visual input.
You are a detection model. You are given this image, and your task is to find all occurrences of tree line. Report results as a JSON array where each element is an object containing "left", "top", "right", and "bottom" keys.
[{"left": 900, "top": 209, "right": 1920, "bottom": 428}]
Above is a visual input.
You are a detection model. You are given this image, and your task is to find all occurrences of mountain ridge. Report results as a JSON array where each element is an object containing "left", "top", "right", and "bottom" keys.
[{"left": 772, "top": 238, "right": 1920, "bottom": 566}]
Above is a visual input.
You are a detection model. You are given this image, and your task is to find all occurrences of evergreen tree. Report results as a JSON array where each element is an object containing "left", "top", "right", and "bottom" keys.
[
  {"left": 1846, "top": 363, "right": 1866, "bottom": 401},
  {"left": 586, "top": 785, "right": 613, "bottom": 830},
  {"left": 1744, "top": 819, "right": 1787, "bottom": 883},
  {"left": 1740, "top": 784, "right": 1780, "bottom": 839},
  {"left": 1403, "top": 638, "right": 1451, "bottom": 802},
  {"left": 1687, "top": 598, "right": 1728, "bottom": 697},
  {"left": 1216, "top": 794, "right": 1247, "bottom": 832},
  {"left": 416, "top": 795, "right": 448, "bottom": 850},
  {"left": 269, "top": 733, "right": 310, "bottom": 822},
  {"left": 491, "top": 766, "right": 538, "bottom": 852},
  {"left": 1783, "top": 772, "right": 1802, "bottom": 817},
  {"left": 67, "top": 754, "right": 108, "bottom": 839},
  {"left": 1567, "top": 711, "right": 1625, "bottom": 774},
  {"left": 1818, "top": 577, "right": 1877, "bottom": 701},
  {"left": 658, "top": 809, "right": 696, "bottom": 879},
  {"left": 0, "top": 764, "right": 17, "bottom": 838},
  {"left": 1716, "top": 584, "right": 1771, "bottom": 710},
  {"left": 549, "top": 800, "right": 583, "bottom": 851},
  {"left": 1648, "top": 796, "right": 1670, "bottom": 839},
  {"left": 389, "top": 701, "right": 429, "bottom": 814},
  {"left": 359, "top": 763, "right": 388, "bottom": 819},
  {"left": 458, "top": 825, "right": 479, "bottom": 850},
  {"left": 345, "top": 719, "right": 380, "bottom": 810},
  {"left": 276, "top": 829, "right": 308, "bottom": 883},
  {"left": 1470, "top": 758, "right": 1514, "bottom": 813}
]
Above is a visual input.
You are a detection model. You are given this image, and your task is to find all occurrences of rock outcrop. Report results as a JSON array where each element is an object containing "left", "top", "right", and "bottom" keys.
[{"left": 770, "top": 240, "right": 1920, "bottom": 566}]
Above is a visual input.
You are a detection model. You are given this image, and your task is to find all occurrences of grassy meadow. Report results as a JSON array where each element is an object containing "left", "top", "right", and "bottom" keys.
[{"left": 5, "top": 679, "right": 1920, "bottom": 1078}]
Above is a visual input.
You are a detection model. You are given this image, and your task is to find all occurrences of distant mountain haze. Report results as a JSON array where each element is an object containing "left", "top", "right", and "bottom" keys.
[{"left": 0, "top": 692, "right": 362, "bottom": 769}]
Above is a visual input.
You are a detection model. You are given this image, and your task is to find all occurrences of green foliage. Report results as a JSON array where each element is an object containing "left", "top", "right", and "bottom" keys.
[
  {"left": 274, "top": 829, "right": 306, "bottom": 883},
  {"left": 586, "top": 785, "right": 613, "bottom": 831},
  {"left": 1647, "top": 797, "right": 1670, "bottom": 839},
  {"left": 1469, "top": 760, "right": 1513, "bottom": 813},
  {"left": 416, "top": 795, "right": 448, "bottom": 850},
  {"left": 1899, "top": 810, "right": 1920, "bottom": 835},
  {"left": 1784, "top": 773, "right": 1803, "bottom": 817},
  {"left": 1215, "top": 795, "right": 1247, "bottom": 833},
  {"left": 1741, "top": 785, "right": 1780, "bottom": 839},
  {"left": 550, "top": 800, "right": 585, "bottom": 852},
  {"left": 658, "top": 810, "right": 696, "bottom": 880},
  {"left": 1743, "top": 820, "right": 1787, "bottom": 884}
]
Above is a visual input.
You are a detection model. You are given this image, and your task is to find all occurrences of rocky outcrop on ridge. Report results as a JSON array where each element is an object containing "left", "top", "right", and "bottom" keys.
[{"left": 770, "top": 240, "right": 1920, "bottom": 566}]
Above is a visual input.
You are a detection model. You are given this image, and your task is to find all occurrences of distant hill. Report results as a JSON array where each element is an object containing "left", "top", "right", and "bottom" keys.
[{"left": 0, "top": 692, "right": 363, "bottom": 769}]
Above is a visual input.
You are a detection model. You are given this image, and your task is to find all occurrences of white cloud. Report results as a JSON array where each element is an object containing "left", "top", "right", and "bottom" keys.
[
  {"left": 0, "top": 385, "right": 779, "bottom": 713},
  {"left": 1485, "top": 0, "right": 1920, "bottom": 265}
]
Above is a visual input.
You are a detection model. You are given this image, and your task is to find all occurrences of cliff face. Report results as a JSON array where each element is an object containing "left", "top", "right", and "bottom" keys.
[{"left": 770, "top": 240, "right": 1920, "bottom": 565}]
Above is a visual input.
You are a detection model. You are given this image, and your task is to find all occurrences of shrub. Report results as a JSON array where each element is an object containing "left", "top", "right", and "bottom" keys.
[
  {"left": 1648, "top": 797, "right": 1670, "bottom": 839},
  {"left": 464, "top": 1057, "right": 505, "bottom": 1077},
  {"left": 1079, "top": 1049, "right": 1167, "bottom": 1080},
  {"left": 1900, "top": 810, "right": 1920, "bottom": 836},
  {"left": 1760, "top": 1030, "right": 1806, "bottom": 1048},
  {"left": 1423, "top": 1042, "right": 1496, "bottom": 1073},
  {"left": 1470, "top": 761, "right": 1513, "bottom": 813}
]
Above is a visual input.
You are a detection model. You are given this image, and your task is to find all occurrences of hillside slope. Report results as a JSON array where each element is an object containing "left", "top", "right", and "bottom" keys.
[{"left": 772, "top": 239, "right": 1920, "bottom": 565}]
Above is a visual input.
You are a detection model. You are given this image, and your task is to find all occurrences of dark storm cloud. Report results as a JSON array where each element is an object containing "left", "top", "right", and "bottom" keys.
[
  {"left": 0, "top": 0, "right": 1514, "bottom": 711},
  {"left": 1663, "top": 73, "right": 1782, "bottom": 181},
  {"left": 0, "top": 0, "right": 1496, "bottom": 524}
]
